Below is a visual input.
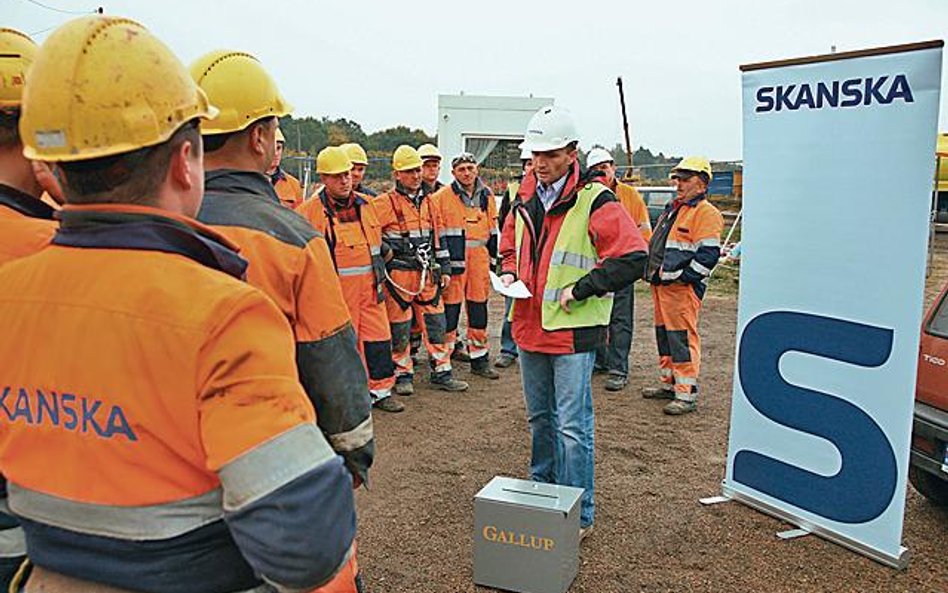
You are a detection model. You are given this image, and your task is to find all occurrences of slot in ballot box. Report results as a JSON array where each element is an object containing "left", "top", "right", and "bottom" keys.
[{"left": 474, "top": 476, "right": 583, "bottom": 593}]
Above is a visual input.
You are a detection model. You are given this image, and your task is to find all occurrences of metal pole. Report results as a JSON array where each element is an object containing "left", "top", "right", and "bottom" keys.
[{"left": 616, "top": 77, "right": 634, "bottom": 177}]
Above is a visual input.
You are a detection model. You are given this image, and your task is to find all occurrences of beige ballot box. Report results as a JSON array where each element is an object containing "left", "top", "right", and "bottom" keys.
[{"left": 473, "top": 476, "right": 583, "bottom": 593}]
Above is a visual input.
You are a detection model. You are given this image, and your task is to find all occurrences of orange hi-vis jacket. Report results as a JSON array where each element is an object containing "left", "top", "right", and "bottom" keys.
[
  {"left": 271, "top": 167, "right": 304, "bottom": 209},
  {"left": 0, "top": 183, "right": 56, "bottom": 266},
  {"left": 198, "top": 170, "right": 374, "bottom": 483},
  {"left": 0, "top": 205, "right": 356, "bottom": 593},
  {"left": 615, "top": 181, "right": 652, "bottom": 242},
  {"left": 645, "top": 193, "right": 723, "bottom": 300},
  {"left": 430, "top": 178, "right": 498, "bottom": 276},
  {"left": 297, "top": 190, "right": 396, "bottom": 401},
  {"left": 372, "top": 184, "right": 451, "bottom": 304}
]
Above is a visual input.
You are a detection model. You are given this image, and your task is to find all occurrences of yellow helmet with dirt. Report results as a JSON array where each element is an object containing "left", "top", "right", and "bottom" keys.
[
  {"left": 670, "top": 156, "right": 713, "bottom": 181},
  {"left": 316, "top": 146, "right": 353, "bottom": 175},
  {"left": 19, "top": 16, "right": 217, "bottom": 162},
  {"left": 0, "top": 28, "right": 36, "bottom": 109},
  {"left": 341, "top": 142, "right": 368, "bottom": 166},
  {"left": 417, "top": 143, "right": 442, "bottom": 161},
  {"left": 392, "top": 145, "right": 423, "bottom": 172},
  {"left": 189, "top": 50, "right": 292, "bottom": 135}
]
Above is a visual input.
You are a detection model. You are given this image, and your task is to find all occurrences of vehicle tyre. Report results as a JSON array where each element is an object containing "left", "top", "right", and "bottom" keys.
[{"left": 909, "top": 465, "right": 948, "bottom": 506}]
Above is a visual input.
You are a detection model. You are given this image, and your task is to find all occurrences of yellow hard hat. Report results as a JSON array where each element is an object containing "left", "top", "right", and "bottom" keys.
[
  {"left": 0, "top": 28, "right": 36, "bottom": 109},
  {"left": 19, "top": 16, "right": 217, "bottom": 162},
  {"left": 189, "top": 50, "right": 292, "bottom": 135},
  {"left": 316, "top": 146, "right": 352, "bottom": 175},
  {"left": 392, "top": 145, "right": 423, "bottom": 172},
  {"left": 670, "top": 156, "right": 713, "bottom": 181},
  {"left": 417, "top": 143, "right": 442, "bottom": 161},
  {"left": 341, "top": 142, "right": 368, "bottom": 166},
  {"left": 275, "top": 127, "right": 286, "bottom": 144}
]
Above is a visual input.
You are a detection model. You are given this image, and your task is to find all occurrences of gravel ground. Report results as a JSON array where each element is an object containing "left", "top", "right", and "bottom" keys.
[{"left": 354, "top": 249, "right": 948, "bottom": 593}]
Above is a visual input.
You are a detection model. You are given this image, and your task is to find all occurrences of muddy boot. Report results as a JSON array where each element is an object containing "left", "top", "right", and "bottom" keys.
[
  {"left": 604, "top": 374, "right": 628, "bottom": 392},
  {"left": 451, "top": 342, "right": 471, "bottom": 363},
  {"left": 470, "top": 356, "right": 500, "bottom": 380},
  {"left": 642, "top": 385, "right": 675, "bottom": 399},
  {"left": 393, "top": 378, "right": 414, "bottom": 396},
  {"left": 494, "top": 352, "right": 517, "bottom": 369},
  {"left": 430, "top": 371, "right": 469, "bottom": 392},
  {"left": 663, "top": 398, "right": 697, "bottom": 415},
  {"left": 373, "top": 396, "right": 405, "bottom": 413}
]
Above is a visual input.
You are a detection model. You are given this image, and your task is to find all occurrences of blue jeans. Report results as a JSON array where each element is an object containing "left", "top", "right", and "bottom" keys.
[
  {"left": 501, "top": 297, "right": 518, "bottom": 357},
  {"left": 519, "top": 349, "right": 596, "bottom": 528}
]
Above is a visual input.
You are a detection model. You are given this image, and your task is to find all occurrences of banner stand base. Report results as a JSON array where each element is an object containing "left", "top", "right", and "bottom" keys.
[
  {"left": 776, "top": 528, "right": 810, "bottom": 540},
  {"left": 699, "top": 495, "right": 731, "bottom": 506},
  {"left": 721, "top": 482, "right": 910, "bottom": 570}
]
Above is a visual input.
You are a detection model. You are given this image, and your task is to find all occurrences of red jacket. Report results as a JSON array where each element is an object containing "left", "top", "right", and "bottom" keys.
[{"left": 500, "top": 164, "right": 647, "bottom": 354}]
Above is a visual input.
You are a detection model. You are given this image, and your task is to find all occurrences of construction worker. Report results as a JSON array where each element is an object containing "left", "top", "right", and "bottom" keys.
[
  {"left": 0, "top": 27, "right": 43, "bottom": 589},
  {"left": 342, "top": 142, "right": 377, "bottom": 197},
  {"left": 494, "top": 148, "right": 533, "bottom": 370},
  {"left": 190, "top": 51, "right": 371, "bottom": 592},
  {"left": 499, "top": 106, "right": 647, "bottom": 538},
  {"left": 406, "top": 143, "right": 444, "bottom": 365},
  {"left": 373, "top": 145, "right": 468, "bottom": 394},
  {"left": 0, "top": 29, "right": 56, "bottom": 270},
  {"left": 587, "top": 147, "right": 652, "bottom": 391},
  {"left": 268, "top": 126, "right": 304, "bottom": 208},
  {"left": 431, "top": 152, "right": 500, "bottom": 379},
  {"left": 0, "top": 15, "right": 356, "bottom": 593},
  {"left": 297, "top": 147, "right": 404, "bottom": 413},
  {"left": 642, "top": 156, "right": 723, "bottom": 415},
  {"left": 419, "top": 143, "right": 444, "bottom": 193}
]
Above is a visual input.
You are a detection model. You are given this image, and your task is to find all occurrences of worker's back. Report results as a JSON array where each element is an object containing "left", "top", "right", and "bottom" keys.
[{"left": 0, "top": 221, "right": 355, "bottom": 592}]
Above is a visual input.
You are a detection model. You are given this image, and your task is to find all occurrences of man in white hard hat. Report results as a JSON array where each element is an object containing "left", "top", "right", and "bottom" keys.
[
  {"left": 642, "top": 156, "right": 723, "bottom": 415},
  {"left": 498, "top": 106, "right": 647, "bottom": 539},
  {"left": 494, "top": 148, "right": 533, "bottom": 369},
  {"left": 586, "top": 147, "right": 652, "bottom": 391}
]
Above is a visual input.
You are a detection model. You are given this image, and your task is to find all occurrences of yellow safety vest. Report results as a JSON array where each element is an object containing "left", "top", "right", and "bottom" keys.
[{"left": 513, "top": 182, "right": 614, "bottom": 330}]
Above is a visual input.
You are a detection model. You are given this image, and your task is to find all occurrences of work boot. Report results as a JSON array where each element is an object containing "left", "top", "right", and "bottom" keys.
[
  {"left": 663, "top": 399, "right": 698, "bottom": 415},
  {"left": 580, "top": 525, "right": 594, "bottom": 542},
  {"left": 642, "top": 385, "right": 675, "bottom": 399},
  {"left": 451, "top": 344, "right": 471, "bottom": 363},
  {"left": 373, "top": 397, "right": 405, "bottom": 413},
  {"left": 604, "top": 374, "right": 628, "bottom": 392},
  {"left": 494, "top": 352, "right": 517, "bottom": 369},
  {"left": 430, "top": 372, "right": 469, "bottom": 392},
  {"left": 470, "top": 357, "right": 500, "bottom": 380},
  {"left": 393, "top": 379, "right": 414, "bottom": 396}
]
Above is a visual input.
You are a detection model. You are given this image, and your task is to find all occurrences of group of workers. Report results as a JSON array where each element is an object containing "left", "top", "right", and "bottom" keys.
[{"left": 0, "top": 13, "right": 725, "bottom": 593}]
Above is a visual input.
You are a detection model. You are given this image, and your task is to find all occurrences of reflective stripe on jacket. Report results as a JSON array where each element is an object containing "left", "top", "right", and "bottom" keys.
[
  {"left": 198, "top": 170, "right": 374, "bottom": 484},
  {"left": 430, "top": 178, "right": 498, "bottom": 275},
  {"left": 645, "top": 194, "right": 723, "bottom": 299},
  {"left": 0, "top": 205, "right": 356, "bottom": 592},
  {"left": 514, "top": 183, "right": 614, "bottom": 330},
  {"left": 372, "top": 187, "right": 449, "bottom": 275}
]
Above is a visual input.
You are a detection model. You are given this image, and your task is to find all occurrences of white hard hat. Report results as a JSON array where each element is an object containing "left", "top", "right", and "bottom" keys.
[
  {"left": 586, "top": 147, "right": 613, "bottom": 168},
  {"left": 520, "top": 147, "right": 532, "bottom": 160},
  {"left": 519, "top": 105, "right": 579, "bottom": 153}
]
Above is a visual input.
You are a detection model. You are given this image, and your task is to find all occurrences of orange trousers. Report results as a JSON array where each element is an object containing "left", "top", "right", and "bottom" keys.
[
  {"left": 340, "top": 273, "right": 395, "bottom": 400},
  {"left": 651, "top": 283, "right": 702, "bottom": 401},
  {"left": 384, "top": 268, "right": 451, "bottom": 378},
  {"left": 311, "top": 544, "right": 361, "bottom": 593},
  {"left": 443, "top": 251, "right": 491, "bottom": 362}
]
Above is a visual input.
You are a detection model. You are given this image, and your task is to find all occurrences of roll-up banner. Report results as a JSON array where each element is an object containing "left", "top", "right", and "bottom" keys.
[{"left": 723, "top": 40, "right": 943, "bottom": 568}]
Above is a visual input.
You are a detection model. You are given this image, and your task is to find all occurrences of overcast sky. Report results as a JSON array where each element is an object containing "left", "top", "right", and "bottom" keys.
[{"left": 8, "top": 0, "right": 948, "bottom": 160}]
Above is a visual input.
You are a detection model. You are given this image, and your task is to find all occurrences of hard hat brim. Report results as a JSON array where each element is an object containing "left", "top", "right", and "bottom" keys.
[{"left": 518, "top": 138, "right": 573, "bottom": 153}]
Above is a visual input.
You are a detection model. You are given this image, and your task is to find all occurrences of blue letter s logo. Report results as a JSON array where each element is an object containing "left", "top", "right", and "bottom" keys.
[{"left": 734, "top": 311, "right": 897, "bottom": 523}]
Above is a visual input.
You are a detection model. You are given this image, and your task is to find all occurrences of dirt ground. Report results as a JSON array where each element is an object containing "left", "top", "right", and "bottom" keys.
[{"left": 354, "top": 243, "right": 948, "bottom": 593}]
